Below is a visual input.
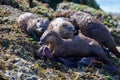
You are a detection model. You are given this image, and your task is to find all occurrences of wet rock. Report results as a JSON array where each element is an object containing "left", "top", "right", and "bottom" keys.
[
  {"left": 1, "top": 57, "right": 39, "bottom": 79},
  {"left": 0, "top": 5, "right": 22, "bottom": 24},
  {"left": 31, "top": 5, "right": 55, "bottom": 19}
]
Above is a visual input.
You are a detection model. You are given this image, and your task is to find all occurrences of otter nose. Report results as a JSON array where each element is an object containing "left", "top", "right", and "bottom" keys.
[
  {"left": 40, "top": 28, "right": 45, "bottom": 31},
  {"left": 73, "top": 29, "right": 77, "bottom": 33},
  {"left": 39, "top": 41, "right": 42, "bottom": 45}
]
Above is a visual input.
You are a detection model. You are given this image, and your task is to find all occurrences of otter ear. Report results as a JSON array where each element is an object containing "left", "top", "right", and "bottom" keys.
[
  {"left": 48, "top": 24, "right": 53, "bottom": 30},
  {"left": 70, "top": 18, "right": 76, "bottom": 25}
]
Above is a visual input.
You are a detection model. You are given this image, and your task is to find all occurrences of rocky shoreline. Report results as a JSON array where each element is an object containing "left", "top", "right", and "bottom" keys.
[{"left": 0, "top": 1, "right": 120, "bottom": 80}]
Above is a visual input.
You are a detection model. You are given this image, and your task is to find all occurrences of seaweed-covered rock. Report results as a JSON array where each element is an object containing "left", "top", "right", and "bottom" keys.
[
  {"left": 56, "top": 2, "right": 119, "bottom": 27},
  {"left": 31, "top": 5, "right": 55, "bottom": 20},
  {"left": 0, "top": 5, "right": 22, "bottom": 24},
  {"left": 38, "top": 0, "right": 100, "bottom": 9},
  {"left": 0, "top": 1, "right": 120, "bottom": 80}
]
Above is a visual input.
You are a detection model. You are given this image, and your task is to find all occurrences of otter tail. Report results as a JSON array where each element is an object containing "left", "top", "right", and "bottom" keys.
[
  {"left": 105, "top": 40, "right": 120, "bottom": 58},
  {"left": 101, "top": 52, "right": 120, "bottom": 75},
  {"left": 111, "top": 47, "right": 120, "bottom": 58}
]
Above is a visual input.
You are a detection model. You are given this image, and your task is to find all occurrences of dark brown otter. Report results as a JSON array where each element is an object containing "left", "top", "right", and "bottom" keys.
[
  {"left": 35, "top": 17, "right": 100, "bottom": 67},
  {"left": 34, "top": 17, "right": 78, "bottom": 65},
  {"left": 36, "top": 17, "right": 76, "bottom": 57},
  {"left": 55, "top": 10, "right": 120, "bottom": 58},
  {"left": 39, "top": 30, "right": 120, "bottom": 74},
  {"left": 36, "top": 45, "right": 102, "bottom": 67}
]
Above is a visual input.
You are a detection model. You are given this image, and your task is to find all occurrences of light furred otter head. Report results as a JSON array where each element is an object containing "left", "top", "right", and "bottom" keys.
[
  {"left": 39, "top": 30, "right": 61, "bottom": 45},
  {"left": 36, "top": 18, "right": 49, "bottom": 32},
  {"left": 48, "top": 17, "right": 76, "bottom": 39},
  {"left": 59, "top": 22, "right": 76, "bottom": 39},
  {"left": 27, "top": 18, "right": 49, "bottom": 36},
  {"left": 17, "top": 12, "right": 38, "bottom": 32}
]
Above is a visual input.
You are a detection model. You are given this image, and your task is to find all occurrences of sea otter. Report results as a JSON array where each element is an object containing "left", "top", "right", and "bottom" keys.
[
  {"left": 39, "top": 30, "right": 120, "bottom": 74},
  {"left": 41, "top": 17, "right": 76, "bottom": 52},
  {"left": 55, "top": 9, "right": 120, "bottom": 58},
  {"left": 34, "top": 17, "right": 78, "bottom": 65},
  {"left": 17, "top": 12, "right": 49, "bottom": 41},
  {"left": 35, "top": 17, "right": 101, "bottom": 66},
  {"left": 48, "top": 17, "right": 76, "bottom": 39}
]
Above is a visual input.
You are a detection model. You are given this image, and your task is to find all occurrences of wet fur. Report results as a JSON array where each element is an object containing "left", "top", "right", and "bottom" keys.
[
  {"left": 35, "top": 17, "right": 77, "bottom": 63},
  {"left": 55, "top": 10, "right": 120, "bottom": 58},
  {"left": 40, "top": 30, "right": 120, "bottom": 74},
  {"left": 17, "top": 12, "right": 49, "bottom": 40},
  {"left": 39, "top": 17, "right": 93, "bottom": 66},
  {"left": 48, "top": 17, "right": 76, "bottom": 39}
]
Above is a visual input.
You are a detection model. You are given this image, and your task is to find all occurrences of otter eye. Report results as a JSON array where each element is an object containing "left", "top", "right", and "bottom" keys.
[
  {"left": 63, "top": 24, "right": 67, "bottom": 28},
  {"left": 37, "top": 20, "right": 40, "bottom": 22}
]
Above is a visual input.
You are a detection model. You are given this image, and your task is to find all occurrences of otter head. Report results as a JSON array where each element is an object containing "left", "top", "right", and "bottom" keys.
[
  {"left": 17, "top": 12, "right": 38, "bottom": 32},
  {"left": 59, "top": 22, "right": 76, "bottom": 39},
  {"left": 49, "top": 17, "right": 76, "bottom": 39},
  {"left": 39, "top": 30, "right": 56, "bottom": 45},
  {"left": 36, "top": 18, "right": 49, "bottom": 32}
]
